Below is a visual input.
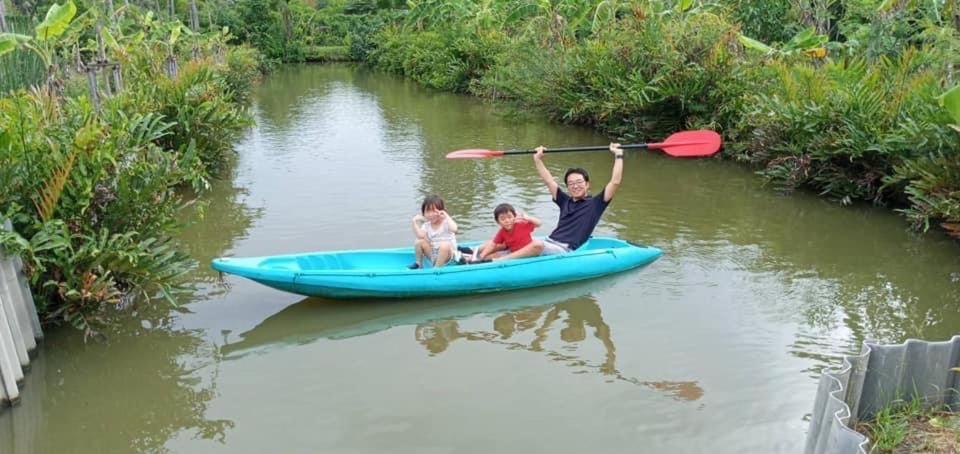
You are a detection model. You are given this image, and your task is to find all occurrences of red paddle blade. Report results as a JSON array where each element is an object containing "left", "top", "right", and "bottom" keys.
[
  {"left": 445, "top": 149, "right": 506, "bottom": 159},
  {"left": 649, "top": 130, "right": 722, "bottom": 157}
]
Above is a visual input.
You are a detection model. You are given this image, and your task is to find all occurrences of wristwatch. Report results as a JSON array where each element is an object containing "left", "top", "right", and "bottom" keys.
[{"left": 615, "top": 154, "right": 624, "bottom": 159}]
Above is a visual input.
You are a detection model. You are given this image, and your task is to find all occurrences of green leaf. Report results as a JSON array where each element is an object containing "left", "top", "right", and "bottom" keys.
[
  {"left": 675, "top": 0, "right": 694, "bottom": 12},
  {"left": 101, "top": 27, "right": 119, "bottom": 51},
  {"left": 783, "top": 27, "right": 828, "bottom": 53},
  {"left": 0, "top": 33, "right": 32, "bottom": 57},
  {"left": 169, "top": 24, "right": 182, "bottom": 46},
  {"left": 738, "top": 34, "right": 774, "bottom": 54},
  {"left": 35, "top": 1, "right": 77, "bottom": 41},
  {"left": 939, "top": 85, "right": 960, "bottom": 125}
]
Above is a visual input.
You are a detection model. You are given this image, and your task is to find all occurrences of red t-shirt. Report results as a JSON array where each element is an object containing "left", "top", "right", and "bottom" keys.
[{"left": 493, "top": 220, "right": 537, "bottom": 252}]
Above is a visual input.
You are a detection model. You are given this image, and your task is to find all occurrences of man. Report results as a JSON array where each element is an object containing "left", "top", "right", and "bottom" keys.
[{"left": 533, "top": 142, "right": 624, "bottom": 255}]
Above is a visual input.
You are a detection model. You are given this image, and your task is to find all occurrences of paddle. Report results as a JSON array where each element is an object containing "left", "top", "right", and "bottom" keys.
[{"left": 445, "top": 130, "right": 722, "bottom": 159}]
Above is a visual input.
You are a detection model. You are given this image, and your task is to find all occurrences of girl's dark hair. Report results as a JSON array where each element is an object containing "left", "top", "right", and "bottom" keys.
[
  {"left": 421, "top": 195, "right": 445, "bottom": 214},
  {"left": 564, "top": 167, "right": 590, "bottom": 184},
  {"left": 493, "top": 203, "right": 516, "bottom": 220}
]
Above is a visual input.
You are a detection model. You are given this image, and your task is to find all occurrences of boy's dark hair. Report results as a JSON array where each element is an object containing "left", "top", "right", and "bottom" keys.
[
  {"left": 564, "top": 167, "right": 590, "bottom": 185},
  {"left": 421, "top": 195, "right": 445, "bottom": 214},
  {"left": 493, "top": 203, "right": 516, "bottom": 220}
]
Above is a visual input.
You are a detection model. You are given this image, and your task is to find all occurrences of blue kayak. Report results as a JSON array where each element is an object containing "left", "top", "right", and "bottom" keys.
[{"left": 211, "top": 237, "right": 662, "bottom": 298}]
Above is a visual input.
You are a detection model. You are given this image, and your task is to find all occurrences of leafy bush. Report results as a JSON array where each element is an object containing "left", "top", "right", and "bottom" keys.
[
  {"left": 730, "top": 50, "right": 958, "bottom": 206},
  {"left": 369, "top": 25, "right": 504, "bottom": 92},
  {"left": 0, "top": 5, "right": 262, "bottom": 336},
  {"left": 728, "top": 0, "right": 795, "bottom": 43},
  {"left": 476, "top": 11, "right": 740, "bottom": 138}
]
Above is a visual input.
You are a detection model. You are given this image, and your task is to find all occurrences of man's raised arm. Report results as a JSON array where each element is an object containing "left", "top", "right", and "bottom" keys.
[
  {"left": 603, "top": 143, "right": 624, "bottom": 202},
  {"left": 533, "top": 146, "right": 559, "bottom": 200}
]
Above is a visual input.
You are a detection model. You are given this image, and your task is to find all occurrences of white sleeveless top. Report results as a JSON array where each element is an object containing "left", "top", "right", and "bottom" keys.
[{"left": 423, "top": 218, "right": 457, "bottom": 248}]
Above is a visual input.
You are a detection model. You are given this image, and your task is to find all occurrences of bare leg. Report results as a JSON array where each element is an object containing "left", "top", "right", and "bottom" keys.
[
  {"left": 473, "top": 240, "right": 494, "bottom": 261},
  {"left": 435, "top": 241, "right": 453, "bottom": 267},
  {"left": 493, "top": 240, "right": 544, "bottom": 261},
  {"left": 413, "top": 239, "right": 429, "bottom": 266}
]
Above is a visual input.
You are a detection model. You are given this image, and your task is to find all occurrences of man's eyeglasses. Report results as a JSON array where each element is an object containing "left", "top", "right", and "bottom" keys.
[{"left": 566, "top": 179, "right": 586, "bottom": 187}]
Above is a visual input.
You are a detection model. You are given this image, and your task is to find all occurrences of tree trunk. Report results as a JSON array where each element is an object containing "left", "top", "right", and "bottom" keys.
[
  {"left": 106, "top": 0, "right": 116, "bottom": 23},
  {"left": 86, "top": 66, "right": 101, "bottom": 113},
  {"left": 0, "top": 0, "right": 8, "bottom": 33},
  {"left": 168, "top": 0, "right": 174, "bottom": 19},
  {"left": 189, "top": 0, "right": 199, "bottom": 31}
]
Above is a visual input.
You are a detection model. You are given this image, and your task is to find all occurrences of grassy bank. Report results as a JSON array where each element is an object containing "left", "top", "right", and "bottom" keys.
[{"left": 856, "top": 399, "right": 960, "bottom": 452}]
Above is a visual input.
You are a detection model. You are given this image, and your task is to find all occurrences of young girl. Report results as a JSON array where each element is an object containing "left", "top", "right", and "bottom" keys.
[{"left": 410, "top": 195, "right": 459, "bottom": 269}]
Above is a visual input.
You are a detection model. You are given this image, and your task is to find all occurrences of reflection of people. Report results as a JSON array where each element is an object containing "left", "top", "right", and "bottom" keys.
[
  {"left": 530, "top": 299, "right": 617, "bottom": 374},
  {"left": 410, "top": 195, "right": 459, "bottom": 269},
  {"left": 415, "top": 320, "right": 462, "bottom": 354},
  {"left": 472, "top": 203, "right": 544, "bottom": 262},
  {"left": 533, "top": 143, "right": 624, "bottom": 254}
]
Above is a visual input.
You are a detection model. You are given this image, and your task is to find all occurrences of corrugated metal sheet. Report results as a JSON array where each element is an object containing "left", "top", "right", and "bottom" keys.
[{"left": 805, "top": 336, "right": 960, "bottom": 454}]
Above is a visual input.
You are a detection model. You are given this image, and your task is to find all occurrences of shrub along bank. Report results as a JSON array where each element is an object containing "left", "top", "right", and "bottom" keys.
[{"left": 0, "top": 1, "right": 261, "bottom": 337}]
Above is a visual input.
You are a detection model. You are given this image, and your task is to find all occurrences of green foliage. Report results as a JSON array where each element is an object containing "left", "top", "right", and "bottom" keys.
[
  {"left": 476, "top": 11, "right": 740, "bottom": 138},
  {"left": 33, "top": 0, "right": 76, "bottom": 40},
  {"left": 222, "top": 45, "right": 263, "bottom": 103},
  {"left": 729, "top": 0, "right": 794, "bottom": 43},
  {"left": 0, "top": 4, "right": 262, "bottom": 336},
  {"left": 305, "top": 45, "right": 350, "bottom": 61},
  {"left": 370, "top": 25, "right": 505, "bottom": 92},
  {"left": 739, "top": 27, "right": 829, "bottom": 56},
  {"left": 1, "top": 221, "right": 192, "bottom": 339},
  {"left": 731, "top": 50, "right": 958, "bottom": 206},
  {"left": 213, "top": 0, "right": 318, "bottom": 62}
]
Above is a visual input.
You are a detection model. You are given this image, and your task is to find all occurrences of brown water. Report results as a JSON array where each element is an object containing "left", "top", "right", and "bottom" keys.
[{"left": 2, "top": 64, "right": 959, "bottom": 453}]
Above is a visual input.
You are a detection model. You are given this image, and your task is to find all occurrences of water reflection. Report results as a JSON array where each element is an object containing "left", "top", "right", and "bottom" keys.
[
  {"left": 179, "top": 169, "right": 263, "bottom": 290},
  {"left": 415, "top": 296, "right": 704, "bottom": 402},
  {"left": 0, "top": 323, "right": 233, "bottom": 453},
  {"left": 220, "top": 273, "right": 703, "bottom": 404},
  {"left": 220, "top": 277, "right": 628, "bottom": 357}
]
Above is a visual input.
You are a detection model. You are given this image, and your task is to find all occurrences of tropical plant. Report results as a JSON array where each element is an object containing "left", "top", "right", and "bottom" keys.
[
  {"left": 0, "top": 0, "right": 78, "bottom": 90},
  {"left": 732, "top": 49, "right": 957, "bottom": 206}
]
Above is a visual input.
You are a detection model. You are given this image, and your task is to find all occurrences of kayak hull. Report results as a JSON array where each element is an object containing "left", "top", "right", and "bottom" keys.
[{"left": 211, "top": 237, "right": 662, "bottom": 298}]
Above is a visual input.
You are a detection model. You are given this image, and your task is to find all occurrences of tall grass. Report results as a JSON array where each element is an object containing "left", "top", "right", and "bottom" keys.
[{"left": 0, "top": 16, "right": 45, "bottom": 94}]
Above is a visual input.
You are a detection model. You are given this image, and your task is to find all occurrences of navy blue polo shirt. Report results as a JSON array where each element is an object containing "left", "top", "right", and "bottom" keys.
[{"left": 548, "top": 189, "right": 610, "bottom": 250}]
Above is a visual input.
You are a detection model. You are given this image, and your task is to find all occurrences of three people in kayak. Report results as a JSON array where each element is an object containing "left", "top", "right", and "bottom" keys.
[
  {"left": 410, "top": 142, "right": 623, "bottom": 268},
  {"left": 533, "top": 142, "right": 624, "bottom": 254}
]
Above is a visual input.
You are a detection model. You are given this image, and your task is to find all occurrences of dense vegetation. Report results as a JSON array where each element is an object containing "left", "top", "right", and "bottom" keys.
[{"left": 0, "top": 0, "right": 261, "bottom": 336}]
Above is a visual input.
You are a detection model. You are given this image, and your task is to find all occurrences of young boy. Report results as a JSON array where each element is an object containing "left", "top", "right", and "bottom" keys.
[{"left": 472, "top": 203, "right": 544, "bottom": 262}]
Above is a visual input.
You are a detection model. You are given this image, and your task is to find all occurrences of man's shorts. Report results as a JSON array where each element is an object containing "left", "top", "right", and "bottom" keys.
[{"left": 541, "top": 237, "right": 571, "bottom": 255}]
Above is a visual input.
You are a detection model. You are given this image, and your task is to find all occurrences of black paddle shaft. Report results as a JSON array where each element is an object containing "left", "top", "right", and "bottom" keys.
[{"left": 505, "top": 143, "right": 651, "bottom": 155}]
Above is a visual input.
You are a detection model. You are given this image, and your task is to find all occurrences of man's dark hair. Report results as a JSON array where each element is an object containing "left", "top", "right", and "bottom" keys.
[
  {"left": 564, "top": 167, "right": 590, "bottom": 185},
  {"left": 421, "top": 194, "right": 445, "bottom": 214},
  {"left": 493, "top": 203, "right": 516, "bottom": 220}
]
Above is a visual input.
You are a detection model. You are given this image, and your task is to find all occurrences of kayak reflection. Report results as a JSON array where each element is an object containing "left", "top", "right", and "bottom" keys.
[
  {"left": 221, "top": 276, "right": 629, "bottom": 356},
  {"left": 222, "top": 274, "right": 702, "bottom": 402}
]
